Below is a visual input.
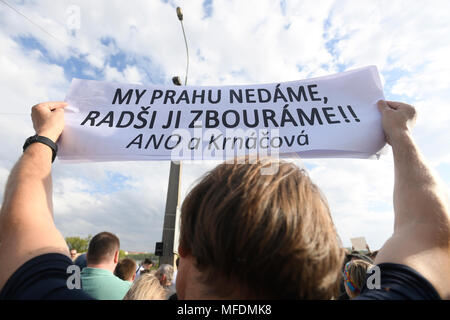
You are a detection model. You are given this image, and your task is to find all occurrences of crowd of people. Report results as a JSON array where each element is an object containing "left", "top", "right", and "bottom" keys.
[
  {"left": 0, "top": 100, "right": 449, "bottom": 300},
  {"left": 67, "top": 232, "right": 177, "bottom": 300},
  {"left": 66, "top": 229, "right": 379, "bottom": 300}
]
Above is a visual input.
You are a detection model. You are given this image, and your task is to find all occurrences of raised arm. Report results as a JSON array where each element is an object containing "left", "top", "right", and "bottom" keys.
[
  {"left": 375, "top": 100, "right": 450, "bottom": 299},
  {"left": 0, "top": 102, "right": 68, "bottom": 290}
]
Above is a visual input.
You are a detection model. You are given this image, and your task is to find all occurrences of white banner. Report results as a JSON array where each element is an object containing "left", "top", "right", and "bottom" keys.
[
  {"left": 350, "top": 237, "right": 368, "bottom": 251},
  {"left": 59, "top": 66, "right": 386, "bottom": 162}
]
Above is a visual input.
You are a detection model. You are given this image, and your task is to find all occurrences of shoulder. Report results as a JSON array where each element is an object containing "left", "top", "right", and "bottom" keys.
[
  {"left": 81, "top": 268, "right": 129, "bottom": 288},
  {"left": 355, "top": 263, "right": 441, "bottom": 300},
  {"left": 81, "top": 268, "right": 130, "bottom": 299},
  {"left": 112, "top": 274, "right": 132, "bottom": 289},
  {"left": 0, "top": 253, "right": 93, "bottom": 300}
]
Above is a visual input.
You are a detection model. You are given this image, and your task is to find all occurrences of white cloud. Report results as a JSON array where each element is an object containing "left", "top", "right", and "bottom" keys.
[
  {"left": 104, "top": 65, "right": 144, "bottom": 84},
  {"left": 306, "top": 156, "right": 395, "bottom": 249}
]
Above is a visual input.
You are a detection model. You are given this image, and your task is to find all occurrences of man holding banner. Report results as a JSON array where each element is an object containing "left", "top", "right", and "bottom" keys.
[{"left": 0, "top": 70, "right": 449, "bottom": 299}]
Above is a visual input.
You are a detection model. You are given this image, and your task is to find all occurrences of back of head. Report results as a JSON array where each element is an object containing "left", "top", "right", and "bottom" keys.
[
  {"left": 114, "top": 258, "right": 137, "bottom": 281},
  {"left": 179, "top": 158, "right": 344, "bottom": 299},
  {"left": 344, "top": 259, "right": 373, "bottom": 297},
  {"left": 74, "top": 253, "right": 87, "bottom": 271},
  {"left": 350, "top": 252, "right": 373, "bottom": 264},
  {"left": 87, "top": 232, "right": 120, "bottom": 265},
  {"left": 123, "top": 273, "right": 167, "bottom": 300},
  {"left": 155, "top": 264, "right": 174, "bottom": 287}
]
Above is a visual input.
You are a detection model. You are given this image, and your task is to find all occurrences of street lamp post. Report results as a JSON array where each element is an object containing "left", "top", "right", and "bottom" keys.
[
  {"left": 159, "top": 7, "right": 189, "bottom": 266},
  {"left": 159, "top": 160, "right": 182, "bottom": 266}
]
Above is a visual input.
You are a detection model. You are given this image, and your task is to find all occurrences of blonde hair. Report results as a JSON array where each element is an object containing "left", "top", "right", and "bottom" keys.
[
  {"left": 123, "top": 273, "right": 167, "bottom": 300},
  {"left": 344, "top": 259, "right": 373, "bottom": 297}
]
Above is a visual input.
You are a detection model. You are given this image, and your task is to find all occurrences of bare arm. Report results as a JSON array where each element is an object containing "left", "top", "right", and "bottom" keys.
[
  {"left": 0, "top": 102, "right": 68, "bottom": 290},
  {"left": 375, "top": 100, "right": 450, "bottom": 299}
]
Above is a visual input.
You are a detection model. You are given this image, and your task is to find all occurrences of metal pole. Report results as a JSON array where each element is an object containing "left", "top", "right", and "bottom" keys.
[
  {"left": 180, "top": 21, "right": 189, "bottom": 86},
  {"left": 159, "top": 7, "right": 189, "bottom": 267},
  {"left": 160, "top": 161, "right": 182, "bottom": 266}
]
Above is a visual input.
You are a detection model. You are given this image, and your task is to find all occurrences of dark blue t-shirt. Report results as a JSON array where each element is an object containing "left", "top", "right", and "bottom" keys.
[
  {"left": 0, "top": 253, "right": 93, "bottom": 300},
  {"left": 356, "top": 263, "right": 441, "bottom": 300},
  {"left": 0, "top": 254, "right": 441, "bottom": 300}
]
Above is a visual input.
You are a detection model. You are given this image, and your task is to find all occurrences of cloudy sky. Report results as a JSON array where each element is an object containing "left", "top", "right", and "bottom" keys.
[{"left": 0, "top": 0, "right": 449, "bottom": 252}]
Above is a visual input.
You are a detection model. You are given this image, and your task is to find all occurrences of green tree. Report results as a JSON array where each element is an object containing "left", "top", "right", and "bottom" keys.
[{"left": 65, "top": 235, "right": 92, "bottom": 252}]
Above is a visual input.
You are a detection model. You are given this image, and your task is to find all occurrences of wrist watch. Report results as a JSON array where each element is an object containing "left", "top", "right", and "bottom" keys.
[{"left": 23, "top": 134, "right": 58, "bottom": 163}]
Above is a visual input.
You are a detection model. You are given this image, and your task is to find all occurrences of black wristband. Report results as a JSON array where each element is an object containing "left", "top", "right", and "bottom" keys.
[{"left": 23, "top": 134, "right": 58, "bottom": 163}]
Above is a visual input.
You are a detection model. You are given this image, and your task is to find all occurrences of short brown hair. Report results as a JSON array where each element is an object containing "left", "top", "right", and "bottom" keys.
[
  {"left": 179, "top": 158, "right": 344, "bottom": 299},
  {"left": 87, "top": 232, "right": 120, "bottom": 265},
  {"left": 114, "top": 258, "right": 137, "bottom": 281}
]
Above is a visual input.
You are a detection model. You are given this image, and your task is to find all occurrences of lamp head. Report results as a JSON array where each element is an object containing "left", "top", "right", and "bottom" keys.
[
  {"left": 176, "top": 7, "right": 183, "bottom": 21},
  {"left": 172, "top": 76, "right": 182, "bottom": 86}
]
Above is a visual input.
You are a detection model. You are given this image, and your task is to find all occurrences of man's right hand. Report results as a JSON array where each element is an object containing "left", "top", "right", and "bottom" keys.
[
  {"left": 377, "top": 100, "right": 417, "bottom": 146},
  {"left": 31, "top": 101, "right": 67, "bottom": 143}
]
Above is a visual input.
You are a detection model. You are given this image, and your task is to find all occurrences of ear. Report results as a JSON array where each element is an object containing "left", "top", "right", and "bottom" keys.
[
  {"left": 178, "top": 244, "right": 188, "bottom": 258},
  {"left": 132, "top": 273, "right": 136, "bottom": 282},
  {"left": 114, "top": 250, "right": 119, "bottom": 264}
]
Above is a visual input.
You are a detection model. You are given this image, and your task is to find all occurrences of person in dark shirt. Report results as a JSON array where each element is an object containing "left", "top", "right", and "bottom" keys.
[
  {"left": 0, "top": 100, "right": 449, "bottom": 299},
  {"left": 0, "top": 102, "right": 91, "bottom": 300},
  {"left": 74, "top": 253, "right": 87, "bottom": 271},
  {"left": 355, "top": 101, "right": 449, "bottom": 299}
]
